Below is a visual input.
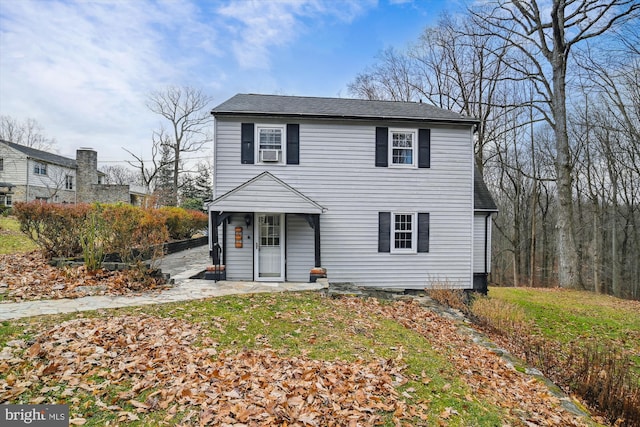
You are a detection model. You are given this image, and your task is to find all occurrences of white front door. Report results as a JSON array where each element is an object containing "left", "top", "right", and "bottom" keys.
[{"left": 255, "top": 213, "right": 284, "bottom": 281}]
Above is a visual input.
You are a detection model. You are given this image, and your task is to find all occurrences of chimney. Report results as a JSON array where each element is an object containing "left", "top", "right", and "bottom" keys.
[{"left": 76, "top": 148, "right": 98, "bottom": 203}]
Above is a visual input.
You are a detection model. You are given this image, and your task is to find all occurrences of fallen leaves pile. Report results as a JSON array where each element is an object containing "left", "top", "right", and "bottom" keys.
[
  {"left": 0, "top": 295, "right": 594, "bottom": 426},
  {"left": 1, "top": 315, "right": 409, "bottom": 426},
  {"left": 351, "top": 297, "right": 590, "bottom": 427},
  {"left": 0, "top": 252, "right": 168, "bottom": 301}
]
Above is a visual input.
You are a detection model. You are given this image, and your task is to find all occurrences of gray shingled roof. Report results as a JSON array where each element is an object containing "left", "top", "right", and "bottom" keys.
[
  {"left": 212, "top": 93, "right": 478, "bottom": 123},
  {"left": 474, "top": 165, "right": 498, "bottom": 211},
  {"left": 1, "top": 140, "right": 77, "bottom": 169}
]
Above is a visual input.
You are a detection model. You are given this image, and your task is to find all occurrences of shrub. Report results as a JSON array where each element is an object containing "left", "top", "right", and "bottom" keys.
[
  {"left": 471, "top": 296, "right": 533, "bottom": 336},
  {"left": 13, "top": 201, "right": 91, "bottom": 258},
  {"left": 159, "top": 206, "right": 208, "bottom": 240},
  {"left": 180, "top": 197, "right": 205, "bottom": 212},
  {"left": 568, "top": 343, "right": 640, "bottom": 426},
  {"left": 79, "top": 206, "right": 108, "bottom": 271},
  {"left": 101, "top": 204, "right": 168, "bottom": 265},
  {"left": 427, "top": 286, "right": 470, "bottom": 314}
]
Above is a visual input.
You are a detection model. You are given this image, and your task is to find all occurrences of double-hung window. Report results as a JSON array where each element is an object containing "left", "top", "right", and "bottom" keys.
[
  {"left": 258, "top": 125, "right": 284, "bottom": 164},
  {"left": 241, "top": 123, "right": 299, "bottom": 165},
  {"left": 392, "top": 213, "right": 417, "bottom": 252},
  {"left": 0, "top": 158, "right": 3, "bottom": 171},
  {"left": 65, "top": 175, "right": 74, "bottom": 190},
  {"left": 378, "top": 211, "right": 429, "bottom": 254},
  {"left": 34, "top": 162, "right": 47, "bottom": 175},
  {"left": 390, "top": 130, "right": 416, "bottom": 167},
  {"left": 375, "top": 127, "right": 430, "bottom": 168}
]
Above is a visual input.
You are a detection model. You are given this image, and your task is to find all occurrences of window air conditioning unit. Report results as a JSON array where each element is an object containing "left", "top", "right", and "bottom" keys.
[{"left": 260, "top": 149, "right": 281, "bottom": 162}]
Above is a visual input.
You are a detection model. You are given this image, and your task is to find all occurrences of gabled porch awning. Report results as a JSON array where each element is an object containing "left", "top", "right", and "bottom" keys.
[{"left": 208, "top": 171, "right": 326, "bottom": 214}]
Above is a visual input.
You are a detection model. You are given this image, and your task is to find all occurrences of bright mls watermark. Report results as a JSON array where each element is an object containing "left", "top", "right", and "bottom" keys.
[{"left": 2, "top": 405, "right": 68, "bottom": 426}]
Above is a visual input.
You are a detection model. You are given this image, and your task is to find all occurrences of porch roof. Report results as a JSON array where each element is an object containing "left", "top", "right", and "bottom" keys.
[{"left": 208, "top": 172, "right": 326, "bottom": 214}]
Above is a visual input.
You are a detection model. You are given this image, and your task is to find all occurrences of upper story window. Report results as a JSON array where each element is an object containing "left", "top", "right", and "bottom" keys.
[
  {"left": 376, "top": 127, "right": 430, "bottom": 169},
  {"left": 34, "top": 162, "right": 47, "bottom": 175},
  {"left": 390, "top": 130, "right": 416, "bottom": 167},
  {"left": 65, "top": 175, "right": 74, "bottom": 190},
  {"left": 257, "top": 125, "right": 285, "bottom": 164},
  {"left": 0, "top": 158, "right": 3, "bottom": 171},
  {"left": 241, "top": 123, "right": 299, "bottom": 165}
]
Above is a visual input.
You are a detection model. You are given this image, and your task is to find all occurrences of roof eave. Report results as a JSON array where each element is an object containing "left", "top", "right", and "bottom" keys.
[{"left": 210, "top": 110, "right": 479, "bottom": 125}]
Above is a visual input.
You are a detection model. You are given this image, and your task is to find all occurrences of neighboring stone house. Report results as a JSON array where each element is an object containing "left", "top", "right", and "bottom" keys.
[
  {"left": 0, "top": 139, "right": 146, "bottom": 206},
  {"left": 207, "top": 94, "right": 498, "bottom": 292}
]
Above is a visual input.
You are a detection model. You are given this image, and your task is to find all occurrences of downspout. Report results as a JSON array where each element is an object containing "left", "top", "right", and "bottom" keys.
[
  {"left": 222, "top": 217, "right": 227, "bottom": 266},
  {"left": 484, "top": 212, "right": 491, "bottom": 274}
]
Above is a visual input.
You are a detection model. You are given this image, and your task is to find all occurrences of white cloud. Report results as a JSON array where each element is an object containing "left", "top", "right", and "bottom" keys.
[
  {"left": 0, "top": 0, "right": 220, "bottom": 160},
  {"left": 0, "top": 0, "right": 376, "bottom": 163},
  {"left": 216, "top": 0, "right": 374, "bottom": 69}
]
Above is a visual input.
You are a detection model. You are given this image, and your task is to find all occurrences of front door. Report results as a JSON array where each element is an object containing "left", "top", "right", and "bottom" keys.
[{"left": 255, "top": 213, "right": 284, "bottom": 281}]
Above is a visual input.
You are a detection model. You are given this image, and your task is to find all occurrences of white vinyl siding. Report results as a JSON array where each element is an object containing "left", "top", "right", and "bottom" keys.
[
  {"left": 0, "top": 144, "right": 28, "bottom": 186},
  {"left": 224, "top": 216, "right": 253, "bottom": 281},
  {"left": 473, "top": 213, "right": 492, "bottom": 274},
  {"left": 214, "top": 118, "right": 474, "bottom": 288},
  {"left": 286, "top": 214, "right": 315, "bottom": 281}
]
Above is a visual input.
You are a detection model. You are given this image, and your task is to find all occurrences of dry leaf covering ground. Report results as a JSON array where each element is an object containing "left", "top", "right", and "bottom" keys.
[
  {"left": 0, "top": 296, "right": 592, "bottom": 426},
  {"left": 0, "top": 252, "right": 168, "bottom": 301}
]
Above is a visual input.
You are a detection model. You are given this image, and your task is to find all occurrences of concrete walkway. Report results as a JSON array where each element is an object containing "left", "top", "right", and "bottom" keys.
[{"left": 0, "top": 245, "right": 327, "bottom": 321}]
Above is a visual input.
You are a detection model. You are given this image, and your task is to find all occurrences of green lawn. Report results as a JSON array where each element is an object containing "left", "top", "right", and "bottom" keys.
[
  {"left": 0, "top": 293, "right": 527, "bottom": 426},
  {"left": 0, "top": 216, "right": 37, "bottom": 254},
  {"left": 480, "top": 287, "right": 640, "bottom": 426},
  {"left": 486, "top": 287, "right": 640, "bottom": 359}
]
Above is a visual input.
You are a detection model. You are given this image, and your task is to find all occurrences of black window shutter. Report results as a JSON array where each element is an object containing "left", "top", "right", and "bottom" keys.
[
  {"left": 418, "top": 213, "right": 430, "bottom": 253},
  {"left": 378, "top": 212, "right": 391, "bottom": 252},
  {"left": 418, "top": 129, "right": 430, "bottom": 168},
  {"left": 286, "top": 124, "right": 299, "bottom": 165},
  {"left": 241, "top": 123, "right": 254, "bottom": 164},
  {"left": 375, "top": 127, "right": 388, "bottom": 167}
]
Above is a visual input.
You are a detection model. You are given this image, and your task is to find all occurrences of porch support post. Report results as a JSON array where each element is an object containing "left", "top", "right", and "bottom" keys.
[
  {"left": 313, "top": 214, "right": 321, "bottom": 267},
  {"left": 222, "top": 216, "right": 227, "bottom": 265},
  {"left": 210, "top": 211, "right": 220, "bottom": 265}
]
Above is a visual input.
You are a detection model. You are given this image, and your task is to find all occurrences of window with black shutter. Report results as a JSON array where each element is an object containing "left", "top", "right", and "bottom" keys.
[
  {"left": 379, "top": 211, "right": 430, "bottom": 254},
  {"left": 375, "top": 127, "right": 430, "bottom": 168}
]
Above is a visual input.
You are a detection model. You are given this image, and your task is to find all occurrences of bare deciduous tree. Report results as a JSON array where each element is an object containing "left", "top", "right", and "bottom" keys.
[
  {"left": 124, "top": 131, "right": 173, "bottom": 197},
  {"left": 470, "top": 0, "right": 640, "bottom": 289},
  {"left": 0, "top": 115, "right": 56, "bottom": 151},
  {"left": 146, "top": 86, "right": 213, "bottom": 206},
  {"left": 348, "top": 13, "right": 512, "bottom": 172},
  {"left": 99, "top": 164, "right": 140, "bottom": 186}
]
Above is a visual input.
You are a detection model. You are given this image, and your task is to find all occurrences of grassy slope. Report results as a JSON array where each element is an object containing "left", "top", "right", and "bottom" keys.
[
  {"left": 0, "top": 216, "right": 37, "bottom": 254},
  {"left": 1, "top": 293, "right": 506, "bottom": 426},
  {"left": 488, "top": 287, "right": 640, "bottom": 358}
]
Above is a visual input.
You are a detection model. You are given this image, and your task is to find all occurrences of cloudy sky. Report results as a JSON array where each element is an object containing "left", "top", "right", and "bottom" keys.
[{"left": 0, "top": 0, "right": 457, "bottom": 166}]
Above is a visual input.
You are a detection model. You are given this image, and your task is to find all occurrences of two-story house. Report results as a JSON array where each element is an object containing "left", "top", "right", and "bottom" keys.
[
  {"left": 207, "top": 94, "right": 497, "bottom": 292},
  {"left": 0, "top": 140, "right": 146, "bottom": 206}
]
